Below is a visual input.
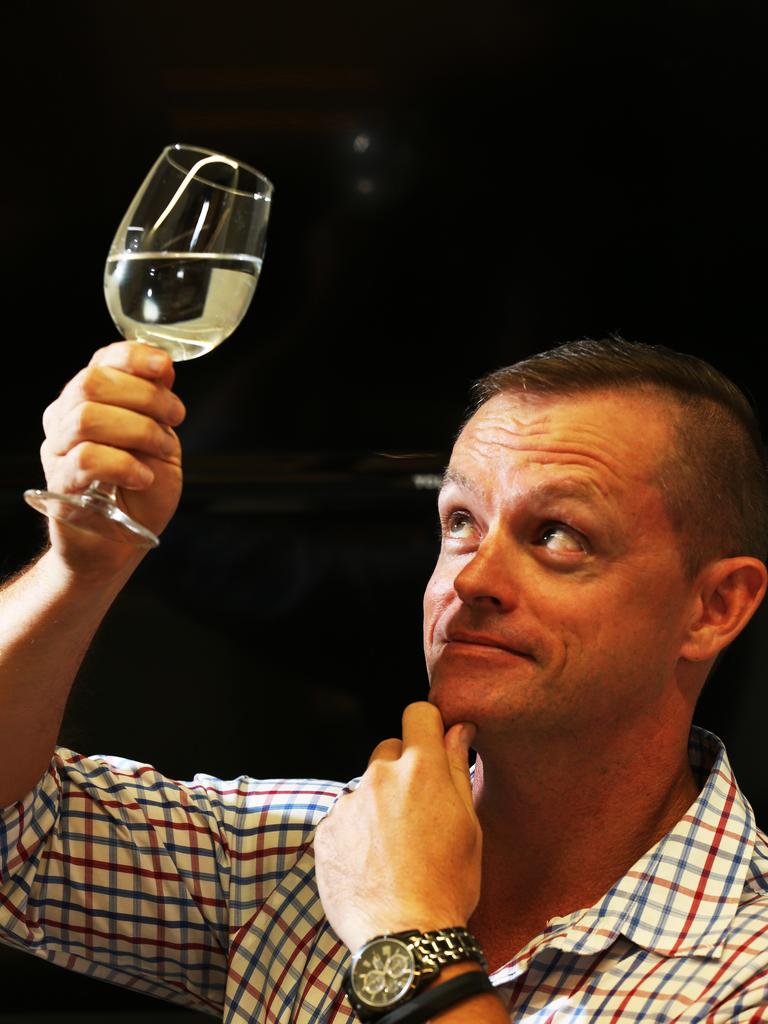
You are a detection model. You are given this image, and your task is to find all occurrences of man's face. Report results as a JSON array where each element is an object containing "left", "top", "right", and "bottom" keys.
[{"left": 423, "top": 389, "right": 699, "bottom": 742}]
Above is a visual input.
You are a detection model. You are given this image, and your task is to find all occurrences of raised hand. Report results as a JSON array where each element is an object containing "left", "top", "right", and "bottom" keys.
[
  {"left": 314, "top": 701, "right": 481, "bottom": 953},
  {"left": 38, "top": 341, "right": 186, "bottom": 576}
]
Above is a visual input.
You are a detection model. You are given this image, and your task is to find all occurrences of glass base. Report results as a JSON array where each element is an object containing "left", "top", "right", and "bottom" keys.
[{"left": 24, "top": 489, "right": 159, "bottom": 549}]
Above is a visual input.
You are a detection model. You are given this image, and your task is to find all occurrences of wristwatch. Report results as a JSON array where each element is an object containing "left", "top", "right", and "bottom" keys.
[{"left": 343, "top": 926, "right": 488, "bottom": 1021}]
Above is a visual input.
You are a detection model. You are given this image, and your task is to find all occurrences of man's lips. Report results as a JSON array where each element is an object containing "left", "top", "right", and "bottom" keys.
[{"left": 443, "top": 631, "right": 535, "bottom": 660}]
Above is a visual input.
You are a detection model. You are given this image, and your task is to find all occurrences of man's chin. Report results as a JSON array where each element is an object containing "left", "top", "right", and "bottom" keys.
[
  {"left": 427, "top": 662, "right": 537, "bottom": 736},
  {"left": 427, "top": 675, "right": 484, "bottom": 731}
]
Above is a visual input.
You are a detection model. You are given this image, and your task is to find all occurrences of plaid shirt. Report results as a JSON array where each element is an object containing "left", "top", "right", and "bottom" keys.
[{"left": 1, "top": 727, "right": 767, "bottom": 1022}]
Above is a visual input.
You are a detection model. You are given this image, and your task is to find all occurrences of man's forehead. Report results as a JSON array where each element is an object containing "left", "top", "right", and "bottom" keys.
[
  {"left": 444, "top": 388, "right": 677, "bottom": 502},
  {"left": 458, "top": 389, "right": 673, "bottom": 461}
]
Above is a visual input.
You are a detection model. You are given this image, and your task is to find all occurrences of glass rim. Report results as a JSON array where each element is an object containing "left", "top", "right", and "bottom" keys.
[{"left": 163, "top": 143, "right": 274, "bottom": 200}]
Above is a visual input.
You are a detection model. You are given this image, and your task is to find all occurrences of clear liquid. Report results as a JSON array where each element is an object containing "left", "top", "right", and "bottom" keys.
[{"left": 104, "top": 252, "right": 262, "bottom": 360}]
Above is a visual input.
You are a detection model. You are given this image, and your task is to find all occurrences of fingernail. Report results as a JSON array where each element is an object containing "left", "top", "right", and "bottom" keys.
[{"left": 135, "top": 463, "right": 154, "bottom": 486}]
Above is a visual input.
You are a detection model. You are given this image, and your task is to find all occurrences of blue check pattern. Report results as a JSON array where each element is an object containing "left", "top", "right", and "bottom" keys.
[{"left": 1, "top": 727, "right": 767, "bottom": 1021}]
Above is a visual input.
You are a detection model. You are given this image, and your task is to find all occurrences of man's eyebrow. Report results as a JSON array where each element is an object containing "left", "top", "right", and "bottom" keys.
[
  {"left": 440, "top": 468, "right": 608, "bottom": 506},
  {"left": 527, "top": 478, "right": 608, "bottom": 506},
  {"left": 440, "top": 468, "right": 482, "bottom": 495}
]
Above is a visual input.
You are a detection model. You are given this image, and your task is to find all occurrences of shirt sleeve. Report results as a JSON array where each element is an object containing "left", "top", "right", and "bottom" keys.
[{"left": 0, "top": 747, "right": 348, "bottom": 1015}]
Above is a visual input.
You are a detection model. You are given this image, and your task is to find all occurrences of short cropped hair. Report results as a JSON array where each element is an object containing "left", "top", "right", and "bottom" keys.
[{"left": 469, "top": 336, "right": 768, "bottom": 579}]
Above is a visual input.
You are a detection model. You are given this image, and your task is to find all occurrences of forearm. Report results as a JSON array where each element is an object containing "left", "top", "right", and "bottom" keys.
[{"left": 0, "top": 546, "right": 140, "bottom": 806}]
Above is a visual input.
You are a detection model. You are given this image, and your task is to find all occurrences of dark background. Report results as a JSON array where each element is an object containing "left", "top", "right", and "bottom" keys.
[{"left": 1, "top": 0, "right": 768, "bottom": 1017}]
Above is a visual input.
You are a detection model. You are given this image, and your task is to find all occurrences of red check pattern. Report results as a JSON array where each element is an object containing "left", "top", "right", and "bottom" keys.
[{"left": 1, "top": 728, "right": 767, "bottom": 1022}]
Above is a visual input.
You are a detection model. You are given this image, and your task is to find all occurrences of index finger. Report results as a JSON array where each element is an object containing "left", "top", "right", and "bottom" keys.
[
  {"left": 90, "top": 341, "right": 176, "bottom": 388},
  {"left": 402, "top": 703, "right": 475, "bottom": 814},
  {"left": 401, "top": 701, "right": 446, "bottom": 757}
]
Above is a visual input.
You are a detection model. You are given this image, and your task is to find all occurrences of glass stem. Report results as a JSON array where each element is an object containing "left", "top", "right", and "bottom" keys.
[{"left": 87, "top": 480, "right": 119, "bottom": 503}]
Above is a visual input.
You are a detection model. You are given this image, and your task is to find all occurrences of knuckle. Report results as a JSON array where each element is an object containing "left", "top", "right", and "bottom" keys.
[
  {"left": 73, "top": 402, "right": 99, "bottom": 439},
  {"left": 364, "top": 758, "right": 388, "bottom": 784},
  {"left": 41, "top": 400, "right": 58, "bottom": 434},
  {"left": 122, "top": 342, "right": 145, "bottom": 371},
  {"left": 65, "top": 444, "right": 98, "bottom": 489},
  {"left": 39, "top": 436, "right": 56, "bottom": 460},
  {"left": 77, "top": 366, "right": 106, "bottom": 401},
  {"left": 89, "top": 341, "right": 127, "bottom": 367},
  {"left": 39, "top": 438, "right": 54, "bottom": 472},
  {"left": 70, "top": 441, "right": 98, "bottom": 473},
  {"left": 372, "top": 738, "right": 399, "bottom": 758},
  {"left": 88, "top": 345, "right": 109, "bottom": 366}
]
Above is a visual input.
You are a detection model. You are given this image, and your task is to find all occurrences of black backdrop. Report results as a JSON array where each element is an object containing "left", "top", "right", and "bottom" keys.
[{"left": 2, "top": 1, "right": 768, "bottom": 1017}]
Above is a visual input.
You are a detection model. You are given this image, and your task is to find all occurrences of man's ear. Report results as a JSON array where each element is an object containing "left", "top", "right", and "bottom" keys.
[{"left": 680, "top": 557, "right": 768, "bottom": 664}]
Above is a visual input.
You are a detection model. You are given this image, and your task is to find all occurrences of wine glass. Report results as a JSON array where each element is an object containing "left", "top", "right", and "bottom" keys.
[{"left": 25, "top": 144, "right": 273, "bottom": 548}]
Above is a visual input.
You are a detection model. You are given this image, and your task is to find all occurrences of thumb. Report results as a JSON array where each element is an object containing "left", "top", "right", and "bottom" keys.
[{"left": 444, "top": 722, "right": 477, "bottom": 812}]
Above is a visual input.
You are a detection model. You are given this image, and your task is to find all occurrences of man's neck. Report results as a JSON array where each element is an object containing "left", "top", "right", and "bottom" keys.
[{"left": 467, "top": 716, "right": 701, "bottom": 968}]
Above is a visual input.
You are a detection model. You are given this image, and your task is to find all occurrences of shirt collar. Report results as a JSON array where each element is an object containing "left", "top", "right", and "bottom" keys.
[{"left": 543, "top": 727, "right": 757, "bottom": 960}]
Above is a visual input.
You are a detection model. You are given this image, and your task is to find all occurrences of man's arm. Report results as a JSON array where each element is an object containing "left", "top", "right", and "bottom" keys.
[
  {"left": 0, "top": 341, "right": 185, "bottom": 807},
  {"left": 314, "top": 702, "right": 509, "bottom": 1022}
]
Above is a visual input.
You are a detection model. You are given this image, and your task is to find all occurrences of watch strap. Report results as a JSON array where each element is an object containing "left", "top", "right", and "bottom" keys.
[
  {"left": 403, "top": 926, "right": 488, "bottom": 975},
  {"left": 374, "top": 971, "right": 497, "bottom": 1024}
]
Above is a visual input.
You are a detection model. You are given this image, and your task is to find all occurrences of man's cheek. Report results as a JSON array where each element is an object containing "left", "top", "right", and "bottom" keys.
[{"left": 423, "top": 575, "right": 453, "bottom": 657}]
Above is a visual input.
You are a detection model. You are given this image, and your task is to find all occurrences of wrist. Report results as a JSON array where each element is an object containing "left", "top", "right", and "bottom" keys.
[
  {"left": 344, "top": 926, "right": 488, "bottom": 1022},
  {"left": 349, "top": 916, "right": 469, "bottom": 953},
  {"left": 38, "top": 541, "right": 144, "bottom": 598}
]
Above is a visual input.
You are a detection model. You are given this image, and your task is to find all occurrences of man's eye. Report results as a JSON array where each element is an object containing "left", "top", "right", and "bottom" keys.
[
  {"left": 444, "top": 510, "right": 475, "bottom": 539},
  {"left": 539, "top": 524, "right": 586, "bottom": 553}
]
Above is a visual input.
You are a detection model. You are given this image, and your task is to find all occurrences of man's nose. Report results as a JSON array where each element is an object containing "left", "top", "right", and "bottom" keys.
[{"left": 453, "top": 529, "right": 519, "bottom": 611}]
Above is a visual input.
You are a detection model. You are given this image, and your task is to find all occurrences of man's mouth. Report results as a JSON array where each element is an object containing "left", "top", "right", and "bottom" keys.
[{"left": 444, "top": 631, "right": 535, "bottom": 660}]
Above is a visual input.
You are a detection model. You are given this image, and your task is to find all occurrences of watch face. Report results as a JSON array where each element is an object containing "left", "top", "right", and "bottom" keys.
[{"left": 350, "top": 936, "right": 416, "bottom": 1010}]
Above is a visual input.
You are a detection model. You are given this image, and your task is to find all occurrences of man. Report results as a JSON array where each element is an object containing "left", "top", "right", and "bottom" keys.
[{"left": 1, "top": 336, "right": 767, "bottom": 1022}]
